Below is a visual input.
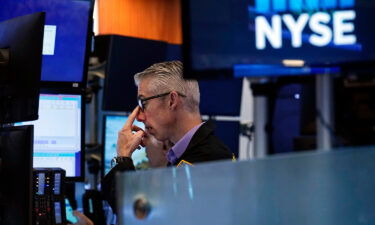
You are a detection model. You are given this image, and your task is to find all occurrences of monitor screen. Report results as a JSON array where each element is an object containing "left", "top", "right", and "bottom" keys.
[
  {"left": 17, "top": 93, "right": 83, "bottom": 178},
  {"left": 103, "top": 115, "right": 148, "bottom": 175},
  {"left": 182, "top": 0, "right": 375, "bottom": 79},
  {"left": 0, "top": 0, "right": 91, "bottom": 83}
]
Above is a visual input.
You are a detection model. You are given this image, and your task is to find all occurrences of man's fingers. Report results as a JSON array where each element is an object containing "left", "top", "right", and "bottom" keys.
[
  {"left": 73, "top": 211, "right": 94, "bottom": 225},
  {"left": 140, "top": 133, "right": 153, "bottom": 147},
  {"left": 132, "top": 125, "right": 144, "bottom": 132},
  {"left": 73, "top": 211, "right": 84, "bottom": 219},
  {"left": 122, "top": 106, "right": 140, "bottom": 130},
  {"left": 134, "top": 130, "right": 145, "bottom": 139},
  {"left": 140, "top": 137, "right": 148, "bottom": 147},
  {"left": 133, "top": 130, "right": 145, "bottom": 150}
]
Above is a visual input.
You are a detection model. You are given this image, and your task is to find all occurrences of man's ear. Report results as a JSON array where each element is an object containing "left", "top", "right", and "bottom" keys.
[{"left": 169, "top": 91, "right": 179, "bottom": 110}]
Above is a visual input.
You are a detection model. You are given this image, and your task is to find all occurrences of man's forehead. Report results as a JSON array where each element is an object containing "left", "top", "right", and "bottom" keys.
[{"left": 137, "top": 79, "right": 151, "bottom": 97}]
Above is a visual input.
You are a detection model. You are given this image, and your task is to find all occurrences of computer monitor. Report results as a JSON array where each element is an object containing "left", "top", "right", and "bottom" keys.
[
  {"left": 102, "top": 35, "right": 168, "bottom": 112},
  {"left": 0, "top": 0, "right": 92, "bottom": 84},
  {"left": 0, "top": 12, "right": 45, "bottom": 123},
  {"left": 102, "top": 114, "right": 149, "bottom": 176},
  {"left": 199, "top": 79, "right": 243, "bottom": 116},
  {"left": 0, "top": 125, "right": 34, "bottom": 225},
  {"left": 17, "top": 90, "right": 84, "bottom": 180}
]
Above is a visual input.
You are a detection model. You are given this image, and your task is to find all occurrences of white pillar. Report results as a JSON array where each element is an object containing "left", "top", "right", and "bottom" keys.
[
  {"left": 239, "top": 78, "right": 254, "bottom": 160},
  {"left": 253, "top": 95, "right": 268, "bottom": 158},
  {"left": 316, "top": 73, "right": 334, "bottom": 151}
]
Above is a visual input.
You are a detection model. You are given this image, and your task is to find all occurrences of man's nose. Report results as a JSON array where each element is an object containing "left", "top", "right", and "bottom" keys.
[{"left": 136, "top": 109, "right": 146, "bottom": 122}]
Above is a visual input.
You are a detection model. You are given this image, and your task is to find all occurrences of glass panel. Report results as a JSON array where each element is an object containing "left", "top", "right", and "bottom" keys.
[{"left": 117, "top": 146, "right": 375, "bottom": 225}]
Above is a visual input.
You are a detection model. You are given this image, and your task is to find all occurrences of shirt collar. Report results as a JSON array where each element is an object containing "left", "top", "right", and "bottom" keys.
[{"left": 166, "top": 122, "right": 204, "bottom": 164}]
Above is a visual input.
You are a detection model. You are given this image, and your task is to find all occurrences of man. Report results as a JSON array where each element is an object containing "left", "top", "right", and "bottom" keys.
[
  {"left": 68, "top": 211, "right": 94, "bottom": 225},
  {"left": 102, "top": 61, "right": 232, "bottom": 212},
  {"left": 145, "top": 134, "right": 169, "bottom": 168}
]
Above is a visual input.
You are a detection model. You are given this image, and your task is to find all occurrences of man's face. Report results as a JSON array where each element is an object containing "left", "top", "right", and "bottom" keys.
[
  {"left": 136, "top": 78, "right": 173, "bottom": 141},
  {"left": 144, "top": 134, "right": 169, "bottom": 168}
]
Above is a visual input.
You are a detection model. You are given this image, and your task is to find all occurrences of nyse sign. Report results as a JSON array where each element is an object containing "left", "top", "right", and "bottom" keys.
[{"left": 253, "top": 0, "right": 357, "bottom": 50}]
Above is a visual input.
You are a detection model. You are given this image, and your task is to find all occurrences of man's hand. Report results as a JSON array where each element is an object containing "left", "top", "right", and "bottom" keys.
[
  {"left": 144, "top": 135, "right": 171, "bottom": 168},
  {"left": 117, "top": 106, "right": 145, "bottom": 157},
  {"left": 68, "top": 211, "right": 93, "bottom": 225}
]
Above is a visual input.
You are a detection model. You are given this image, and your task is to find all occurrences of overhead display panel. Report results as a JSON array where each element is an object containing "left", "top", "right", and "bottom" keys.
[{"left": 183, "top": 0, "right": 375, "bottom": 78}]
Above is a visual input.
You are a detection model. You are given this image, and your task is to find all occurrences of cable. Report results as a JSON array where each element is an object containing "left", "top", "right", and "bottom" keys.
[
  {"left": 315, "top": 109, "right": 344, "bottom": 147},
  {"left": 246, "top": 137, "right": 253, "bottom": 159},
  {"left": 240, "top": 122, "right": 254, "bottom": 159}
]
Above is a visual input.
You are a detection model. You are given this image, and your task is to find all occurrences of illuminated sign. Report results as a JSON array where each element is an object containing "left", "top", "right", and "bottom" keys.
[
  {"left": 184, "top": 0, "right": 375, "bottom": 78},
  {"left": 253, "top": 0, "right": 357, "bottom": 49}
]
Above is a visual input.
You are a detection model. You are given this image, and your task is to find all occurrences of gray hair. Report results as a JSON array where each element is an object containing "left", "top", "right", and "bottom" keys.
[{"left": 134, "top": 61, "right": 200, "bottom": 113}]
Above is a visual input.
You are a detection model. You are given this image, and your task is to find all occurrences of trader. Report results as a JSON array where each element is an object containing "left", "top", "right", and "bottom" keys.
[{"left": 102, "top": 61, "right": 232, "bottom": 212}]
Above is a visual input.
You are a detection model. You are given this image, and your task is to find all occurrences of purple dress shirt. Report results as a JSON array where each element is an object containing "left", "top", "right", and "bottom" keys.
[{"left": 167, "top": 122, "right": 204, "bottom": 164}]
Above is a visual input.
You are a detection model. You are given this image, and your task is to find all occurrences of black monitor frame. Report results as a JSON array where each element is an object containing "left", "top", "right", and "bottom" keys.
[
  {"left": 0, "top": 125, "right": 34, "bottom": 225},
  {"left": 0, "top": 12, "right": 45, "bottom": 124}
]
